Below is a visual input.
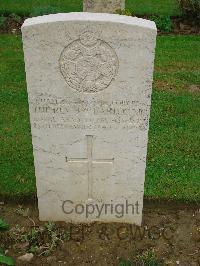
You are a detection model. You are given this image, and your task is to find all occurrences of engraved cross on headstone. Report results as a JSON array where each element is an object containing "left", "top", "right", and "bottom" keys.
[{"left": 66, "top": 135, "right": 114, "bottom": 200}]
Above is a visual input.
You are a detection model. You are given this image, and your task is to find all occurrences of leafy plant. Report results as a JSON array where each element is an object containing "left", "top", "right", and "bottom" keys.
[
  {"left": 119, "top": 258, "right": 132, "bottom": 266},
  {"left": 140, "top": 250, "right": 161, "bottom": 266},
  {"left": 119, "top": 250, "right": 162, "bottom": 266},
  {"left": 178, "top": 0, "right": 200, "bottom": 25},
  {"left": 116, "top": 9, "right": 133, "bottom": 16},
  {"left": 11, "top": 222, "right": 69, "bottom": 256},
  {"left": 150, "top": 15, "right": 173, "bottom": 32},
  {"left": 30, "top": 6, "right": 61, "bottom": 17},
  {"left": 0, "top": 221, "right": 15, "bottom": 265},
  {"left": 0, "top": 219, "right": 9, "bottom": 231},
  {"left": 22, "top": 227, "right": 41, "bottom": 244},
  {"left": 15, "top": 206, "right": 30, "bottom": 217},
  {"left": 0, "top": 15, "right": 6, "bottom": 27},
  {"left": 10, "top": 13, "right": 21, "bottom": 23}
]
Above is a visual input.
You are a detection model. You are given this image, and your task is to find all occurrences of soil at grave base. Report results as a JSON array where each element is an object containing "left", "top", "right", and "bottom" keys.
[
  {"left": 0, "top": 16, "right": 199, "bottom": 35},
  {"left": 0, "top": 201, "right": 199, "bottom": 266}
]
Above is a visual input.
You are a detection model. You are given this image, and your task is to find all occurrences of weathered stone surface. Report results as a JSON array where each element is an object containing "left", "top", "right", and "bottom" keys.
[
  {"left": 83, "top": 0, "right": 125, "bottom": 13},
  {"left": 22, "top": 13, "right": 157, "bottom": 225}
]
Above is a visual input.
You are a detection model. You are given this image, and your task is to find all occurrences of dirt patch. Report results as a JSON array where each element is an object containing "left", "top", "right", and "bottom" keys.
[
  {"left": 189, "top": 85, "right": 200, "bottom": 93},
  {"left": 173, "top": 18, "right": 200, "bottom": 35},
  {"left": 154, "top": 80, "right": 200, "bottom": 94},
  {"left": 153, "top": 80, "right": 177, "bottom": 91},
  {"left": 0, "top": 201, "right": 199, "bottom": 265},
  {"left": 0, "top": 16, "right": 23, "bottom": 34}
]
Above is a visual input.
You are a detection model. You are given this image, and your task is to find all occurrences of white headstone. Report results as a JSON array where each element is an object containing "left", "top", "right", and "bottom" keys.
[
  {"left": 22, "top": 13, "right": 157, "bottom": 225},
  {"left": 83, "top": 0, "right": 125, "bottom": 13}
]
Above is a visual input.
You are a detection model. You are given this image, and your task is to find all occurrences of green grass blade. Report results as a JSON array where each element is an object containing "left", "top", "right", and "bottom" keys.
[{"left": 0, "top": 219, "right": 9, "bottom": 230}]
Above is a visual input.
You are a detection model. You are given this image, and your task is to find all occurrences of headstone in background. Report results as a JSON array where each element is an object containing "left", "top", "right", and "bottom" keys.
[
  {"left": 22, "top": 13, "right": 157, "bottom": 225},
  {"left": 83, "top": 0, "right": 125, "bottom": 13}
]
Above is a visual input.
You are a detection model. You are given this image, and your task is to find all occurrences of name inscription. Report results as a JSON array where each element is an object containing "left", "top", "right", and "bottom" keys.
[{"left": 30, "top": 94, "right": 150, "bottom": 131}]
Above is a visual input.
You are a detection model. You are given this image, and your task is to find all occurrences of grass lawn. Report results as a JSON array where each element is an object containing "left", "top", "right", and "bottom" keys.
[
  {"left": 0, "top": 34, "right": 199, "bottom": 202},
  {"left": 127, "top": 0, "right": 180, "bottom": 16},
  {"left": 0, "top": 0, "right": 180, "bottom": 17}
]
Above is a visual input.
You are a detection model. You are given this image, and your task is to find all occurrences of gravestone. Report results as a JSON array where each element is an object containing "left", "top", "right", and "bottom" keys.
[
  {"left": 83, "top": 0, "right": 125, "bottom": 13},
  {"left": 22, "top": 13, "right": 157, "bottom": 225}
]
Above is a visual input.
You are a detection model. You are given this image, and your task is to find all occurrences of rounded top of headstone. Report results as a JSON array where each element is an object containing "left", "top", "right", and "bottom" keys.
[{"left": 22, "top": 12, "right": 157, "bottom": 32}]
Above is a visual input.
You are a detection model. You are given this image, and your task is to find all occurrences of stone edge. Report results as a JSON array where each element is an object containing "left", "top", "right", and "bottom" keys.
[{"left": 21, "top": 12, "right": 157, "bottom": 31}]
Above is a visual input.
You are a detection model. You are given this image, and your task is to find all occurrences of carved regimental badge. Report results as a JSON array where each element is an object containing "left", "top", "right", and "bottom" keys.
[{"left": 59, "top": 31, "right": 119, "bottom": 93}]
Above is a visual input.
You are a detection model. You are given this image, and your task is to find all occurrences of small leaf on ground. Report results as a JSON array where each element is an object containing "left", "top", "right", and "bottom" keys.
[{"left": 0, "top": 254, "right": 15, "bottom": 266}]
